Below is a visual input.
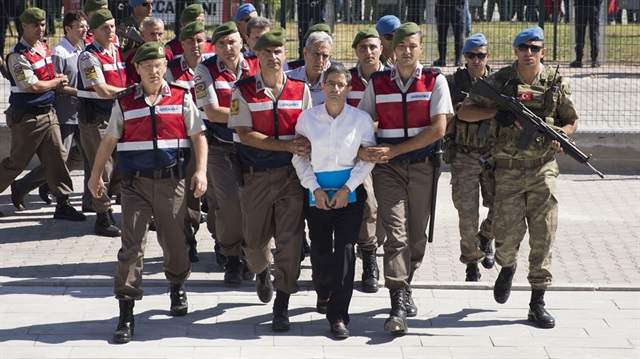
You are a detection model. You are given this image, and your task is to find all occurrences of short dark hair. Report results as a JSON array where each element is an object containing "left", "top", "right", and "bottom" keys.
[
  {"left": 246, "top": 16, "right": 271, "bottom": 38},
  {"left": 323, "top": 63, "right": 351, "bottom": 85},
  {"left": 63, "top": 10, "right": 87, "bottom": 35}
]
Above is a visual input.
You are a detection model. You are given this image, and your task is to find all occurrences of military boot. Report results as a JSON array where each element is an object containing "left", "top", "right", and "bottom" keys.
[
  {"left": 405, "top": 288, "right": 418, "bottom": 317},
  {"left": 384, "top": 288, "right": 408, "bottom": 334},
  {"left": 478, "top": 233, "right": 494, "bottom": 269},
  {"left": 465, "top": 263, "right": 481, "bottom": 282},
  {"left": 256, "top": 264, "right": 274, "bottom": 303},
  {"left": 53, "top": 197, "right": 87, "bottom": 221},
  {"left": 360, "top": 249, "right": 379, "bottom": 293},
  {"left": 272, "top": 290, "right": 291, "bottom": 332},
  {"left": 94, "top": 211, "right": 121, "bottom": 237},
  {"left": 494, "top": 263, "right": 517, "bottom": 304},
  {"left": 528, "top": 289, "right": 556, "bottom": 328},
  {"left": 169, "top": 282, "right": 188, "bottom": 316},
  {"left": 186, "top": 236, "right": 199, "bottom": 263},
  {"left": 224, "top": 255, "right": 242, "bottom": 285},
  {"left": 113, "top": 300, "right": 134, "bottom": 344}
]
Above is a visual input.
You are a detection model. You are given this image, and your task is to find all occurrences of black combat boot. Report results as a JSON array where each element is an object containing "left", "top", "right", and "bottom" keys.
[
  {"left": 478, "top": 233, "right": 494, "bottom": 269},
  {"left": 186, "top": 236, "right": 199, "bottom": 263},
  {"left": 224, "top": 255, "right": 242, "bottom": 285},
  {"left": 113, "top": 300, "right": 134, "bottom": 344},
  {"left": 256, "top": 264, "right": 273, "bottom": 303},
  {"left": 94, "top": 211, "right": 121, "bottom": 237},
  {"left": 169, "top": 282, "right": 188, "bottom": 316},
  {"left": 360, "top": 249, "right": 379, "bottom": 293},
  {"left": 405, "top": 288, "right": 418, "bottom": 317},
  {"left": 53, "top": 197, "right": 87, "bottom": 222},
  {"left": 528, "top": 289, "right": 556, "bottom": 328},
  {"left": 272, "top": 290, "right": 291, "bottom": 332},
  {"left": 494, "top": 263, "right": 517, "bottom": 304},
  {"left": 465, "top": 263, "right": 481, "bottom": 282},
  {"left": 384, "top": 288, "right": 408, "bottom": 334}
]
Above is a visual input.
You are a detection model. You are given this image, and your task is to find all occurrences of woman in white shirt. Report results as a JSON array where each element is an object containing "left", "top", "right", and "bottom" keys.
[{"left": 292, "top": 64, "right": 376, "bottom": 339}]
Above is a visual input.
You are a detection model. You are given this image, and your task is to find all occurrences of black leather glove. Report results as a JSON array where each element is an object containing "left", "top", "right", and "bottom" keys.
[{"left": 494, "top": 110, "right": 516, "bottom": 127}]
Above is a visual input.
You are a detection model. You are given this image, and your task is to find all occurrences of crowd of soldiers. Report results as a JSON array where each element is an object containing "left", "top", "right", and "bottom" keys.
[{"left": 1, "top": 0, "right": 578, "bottom": 343}]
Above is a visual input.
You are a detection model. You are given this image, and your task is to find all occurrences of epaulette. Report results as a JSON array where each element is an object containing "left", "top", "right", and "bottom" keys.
[
  {"left": 170, "top": 81, "right": 190, "bottom": 91},
  {"left": 113, "top": 86, "right": 134, "bottom": 99},
  {"left": 235, "top": 75, "right": 256, "bottom": 87},
  {"left": 370, "top": 69, "right": 391, "bottom": 78}
]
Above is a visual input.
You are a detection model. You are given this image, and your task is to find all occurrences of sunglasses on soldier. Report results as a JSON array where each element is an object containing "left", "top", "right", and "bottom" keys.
[
  {"left": 465, "top": 52, "right": 487, "bottom": 59},
  {"left": 516, "top": 44, "right": 543, "bottom": 53}
]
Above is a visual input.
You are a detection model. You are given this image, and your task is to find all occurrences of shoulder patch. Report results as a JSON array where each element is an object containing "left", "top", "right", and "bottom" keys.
[
  {"left": 230, "top": 99, "right": 239, "bottom": 115},
  {"left": 170, "top": 81, "right": 190, "bottom": 91},
  {"left": 84, "top": 66, "right": 98, "bottom": 80},
  {"left": 195, "top": 81, "right": 207, "bottom": 100},
  {"left": 14, "top": 67, "right": 26, "bottom": 82}
]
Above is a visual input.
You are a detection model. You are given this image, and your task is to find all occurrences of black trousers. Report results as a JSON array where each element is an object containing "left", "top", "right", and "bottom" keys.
[
  {"left": 436, "top": 4, "right": 465, "bottom": 62},
  {"left": 575, "top": 2, "right": 601, "bottom": 61},
  {"left": 307, "top": 185, "right": 366, "bottom": 325}
]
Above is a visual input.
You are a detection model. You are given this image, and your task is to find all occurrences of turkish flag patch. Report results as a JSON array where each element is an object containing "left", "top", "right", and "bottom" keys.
[{"left": 519, "top": 92, "right": 533, "bottom": 101}]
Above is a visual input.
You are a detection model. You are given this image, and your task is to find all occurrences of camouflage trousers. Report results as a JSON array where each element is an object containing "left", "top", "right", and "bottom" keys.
[
  {"left": 493, "top": 158, "right": 559, "bottom": 290},
  {"left": 450, "top": 150, "right": 494, "bottom": 264}
]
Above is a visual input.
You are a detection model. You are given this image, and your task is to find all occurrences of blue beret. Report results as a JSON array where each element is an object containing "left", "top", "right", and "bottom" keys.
[
  {"left": 462, "top": 33, "right": 488, "bottom": 54},
  {"left": 513, "top": 26, "right": 544, "bottom": 46},
  {"left": 376, "top": 15, "right": 400, "bottom": 35},
  {"left": 234, "top": 3, "right": 256, "bottom": 22},
  {"left": 128, "top": 0, "right": 144, "bottom": 7}
]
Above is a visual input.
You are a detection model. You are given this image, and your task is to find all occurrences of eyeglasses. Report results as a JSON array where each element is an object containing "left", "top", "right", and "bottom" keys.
[
  {"left": 465, "top": 52, "right": 487, "bottom": 59},
  {"left": 137, "top": 62, "right": 165, "bottom": 72},
  {"left": 141, "top": 2, "right": 153, "bottom": 7},
  {"left": 325, "top": 81, "right": 348, "bottom": 90},
  {"left": 382, "top": 34, "right": 394, "bottom": 41},
  {"left": 516, "top": 44, "right": 543, "bottom": 53}
]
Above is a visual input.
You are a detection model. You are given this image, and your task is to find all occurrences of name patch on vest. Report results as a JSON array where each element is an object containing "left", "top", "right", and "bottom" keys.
[{"left": 230, "top": 99, "right": 239, "bottom": 115}]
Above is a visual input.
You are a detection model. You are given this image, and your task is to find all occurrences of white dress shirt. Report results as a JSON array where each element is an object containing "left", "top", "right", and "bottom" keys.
[{"left": 292, "top": 103, "right": 376, "bottom": 193}]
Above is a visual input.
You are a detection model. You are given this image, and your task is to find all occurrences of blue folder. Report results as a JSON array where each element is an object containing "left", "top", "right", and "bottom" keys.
[{"left": 309, "top": 168, "right": 357, "bottom": 206}]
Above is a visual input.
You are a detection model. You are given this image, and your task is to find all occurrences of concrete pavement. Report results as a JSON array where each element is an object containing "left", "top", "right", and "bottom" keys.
[{"left": 1, "top": 171, "right": 639, "bottom": 358}]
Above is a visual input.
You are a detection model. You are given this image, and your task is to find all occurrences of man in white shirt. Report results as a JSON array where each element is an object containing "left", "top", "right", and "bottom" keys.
[{"left": 292, "top": 63, "right": 376, "bottom": 339}]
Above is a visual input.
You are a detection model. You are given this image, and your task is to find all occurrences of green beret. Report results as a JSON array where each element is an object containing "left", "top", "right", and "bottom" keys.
[
  {"left": 392, "top": 22, "right": 421, "bottom": 49},
  {"left": 253, "top": 27, "right": 285, "bottom": 52},
  {"left": 19, "top": 7, "right": 46, "bottom": 24},
  {"left": 89, "top": 9, "right": 113, "bottom": 30},
  {"left": 131, "top": 42, "right": 166, "bottom": 63},
  {"left": 180, "top": 4, "right": 203, "bottom": 24},
  {"left": 179, "top": 21, "right": 205, "bottom": 41},
  {"left": 211, "top": 21, "right": 238, "bottom": 44},
  {"left": 351, "top": 28, "right": 379, "bottom": 49},
  {"left": 84, "top": 0, "right": 108, "bottom": 12},
  {"left": 304, "top": 23, "right": 331, "bottom": 40}
]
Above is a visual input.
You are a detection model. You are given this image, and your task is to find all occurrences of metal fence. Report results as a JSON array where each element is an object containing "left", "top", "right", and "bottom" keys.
[{"left": 1, "top": 0, "right": 639, "bottom": 129}]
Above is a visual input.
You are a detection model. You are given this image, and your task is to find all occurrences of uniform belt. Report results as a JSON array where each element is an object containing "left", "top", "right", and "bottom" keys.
[
  {"left": 494, "top": 154, "right": 554, "bottom": 170},
  {"left": 242, "top": 165, "right": 287, "bottom": 174},
  {"left": 25, "top": 106, "right": 53, "bottom": 115},
  {"left": 390, "top": 156, "right": 432, "bottom": 165},
  {"left": 128, "top": 166, "right": 179, "bottom": 180}
]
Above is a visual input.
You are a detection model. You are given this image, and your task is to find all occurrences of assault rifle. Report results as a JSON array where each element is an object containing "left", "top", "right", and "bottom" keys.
[
  {"left": 474, "top": 79, "right": 604, "bottom": 178},
  {"left": 428, "top": 139, "right": 444, "bottom": 243}
]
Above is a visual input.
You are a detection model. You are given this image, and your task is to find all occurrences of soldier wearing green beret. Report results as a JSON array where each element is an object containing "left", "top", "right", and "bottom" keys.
[
  {"left": 228, "top": 27, "right": 313, "bottom": 332},
  {"left": 116, "top": 0, "right": 153, "bottom": 56},
  {"left": 165, "top": 4, "right": 216, "bottom": 61},
  {"left": 1, "top": 7, "right": 86, "bottom": 222},
  {"left": 77, "top": 8, "right": 129, "bottom": 237},
  {"left": 357, "top": 22, "right": 453, "bottom": 335},
  {"left": 82, "top": 0, "right": 109, "bottom": 46},
  {"left": 459, "top": 26, "right": 579, "bottom": 330},
  {"left": 124, "top": 17, "right": 165, "bottom": 85},
  {"left": 346, "top": 27, "right": 388, "bottom": 296},
  {"left": 88, "top": 40, "right": 208, "bottom": 344},
  {"left": 164, "top": 20, "right": 211, "bottom": 263},
  {"left": 193, "top": 20, "right": 261, "bottom": 285}
]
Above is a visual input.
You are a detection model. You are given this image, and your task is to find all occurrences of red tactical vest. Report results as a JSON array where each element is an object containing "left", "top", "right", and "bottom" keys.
[
  {"left": 371, "top": 67, "right": 440, "bottom": 161},
  {"left": 116, "top": 83, "right": 191, "bottom": 172},
  {"left": 8, "top": 41, "right": 56, "bottom": 108},
  {"left": 201, "top": 54, "right": 260, "bottom": 142},
  {"left": 347, "top": 66, "right": 367, "bottom": 108},
  {"left": 168, "top": 56, "right": 197, "bottom": 102},
  {"left": 77, "top": 43, "right": 127, "bottom": 113},
  {"left": 234, "top": 76, "right": 306, "bottom": 168}
]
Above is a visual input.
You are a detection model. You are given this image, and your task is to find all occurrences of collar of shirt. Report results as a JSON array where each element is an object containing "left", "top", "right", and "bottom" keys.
[
  {"left": 254, "top": 72, "right": 288, "bottom": 96},
  {"left": 356, "top": 62, "right": 386, "bottom": 86},
  {"left": 19, "top": 37, "right": 46, "bottom": 57},
  {"left": 390, "top": 62, "right": 423, "bottom": 82},
  {"left": 513, "top": 61, "right": 546, "bottom": 85},
  {"left": 318, "top": 101, "right": 351, "bottom": 122},
  {"left": 287, "top": 65, "right": 325, "bottom": 90},
  {"left": 60, "top": 36, "right": 84, "bottom": 54},
  {"left": 91, "top": 39, "right": 118, "bottom": 60},
  {"left": 217, "top": 54, "right": 249, "bottom": 75},
  {"left": 134, "top": 79, "right": 172, "bottom": 103}
]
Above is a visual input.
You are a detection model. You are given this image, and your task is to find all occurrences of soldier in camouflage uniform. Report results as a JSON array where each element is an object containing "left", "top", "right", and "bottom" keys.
[
  {"left": 444, "top": 34, "right": 497, "bottom": 282},
  {"left": 115, "top": 0, "right": 152, "bottom": 56},
  {"left": 459, "top": 27, "right": 579, "bottom": 329}
]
